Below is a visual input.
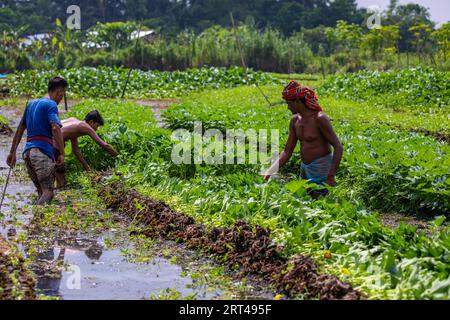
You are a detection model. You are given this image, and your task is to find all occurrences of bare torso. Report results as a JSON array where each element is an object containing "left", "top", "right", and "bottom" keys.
[
  {"left": 292, "top": 113, "right": 332, "bottom": 164},
  {"left": 60, "top": 118, "right": 85, "bottom": 141}
]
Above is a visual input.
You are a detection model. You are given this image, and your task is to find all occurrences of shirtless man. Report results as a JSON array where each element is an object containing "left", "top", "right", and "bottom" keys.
[
  {"left": 54, "top": 110, "right": 119, "bottom": 187},
  {"left": 264, "top": 81, "right": 343, "bottom": 197}
]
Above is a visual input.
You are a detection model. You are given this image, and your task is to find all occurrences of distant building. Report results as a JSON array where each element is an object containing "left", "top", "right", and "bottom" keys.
[
  {"left": 21, "top": 33, "right": 52, "bottom": 48},
  {"left": 130, "top": 30, "right": 156, "bottom": 42},
  {"left": 21, "top": 29, "right": 156, "bottom": 50},
  {"left": 82, "top": 29, "right": 156, "bottom": 49}
]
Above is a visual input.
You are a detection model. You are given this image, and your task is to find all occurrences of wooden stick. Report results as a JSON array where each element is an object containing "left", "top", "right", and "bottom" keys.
[
  {"left": 121, "top": 23, "right": 143, "bottom": 100},
  {"left": 1, "top": 98, "right": 31, "bottom": 213},
  {"left": 0, "top": 167, "right": 12, "bottom": 213},
  {"left": 64, "top": 93, "right": 68, "bottom": 111},
  {"left": 229, "top": 12, "right": 273, "bottom": 107}
]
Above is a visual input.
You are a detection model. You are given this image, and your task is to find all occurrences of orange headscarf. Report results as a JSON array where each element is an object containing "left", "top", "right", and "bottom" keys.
[{"left": 282, "top": 81, "right": 322, "bottom": 111}]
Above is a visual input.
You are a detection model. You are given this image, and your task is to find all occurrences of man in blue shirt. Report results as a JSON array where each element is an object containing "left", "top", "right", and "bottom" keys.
[{"left": 7, "top": 77, "right": 66, "bottom": 205}]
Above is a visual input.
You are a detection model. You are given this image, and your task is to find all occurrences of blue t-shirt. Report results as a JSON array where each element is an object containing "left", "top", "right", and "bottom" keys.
[{"left": 21, "top": 98, "right": 62, "bottom": 160}]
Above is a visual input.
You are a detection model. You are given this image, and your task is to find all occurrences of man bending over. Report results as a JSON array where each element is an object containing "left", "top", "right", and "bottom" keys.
[{"left": 55, "top": 110, "right": 119, "bottom": 187}]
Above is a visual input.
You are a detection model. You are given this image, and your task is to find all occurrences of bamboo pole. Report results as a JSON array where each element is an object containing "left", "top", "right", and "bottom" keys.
[{"left": 229, "top": 12, "right": 273, "bottom": 107}]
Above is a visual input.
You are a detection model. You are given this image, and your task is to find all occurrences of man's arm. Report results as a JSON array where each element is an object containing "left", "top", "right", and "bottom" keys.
[
  {"left": 47, "top": 102, "right": 64, "bottom": 165},
  {"left": 264, "top": 117, "right": 298, "bottom": 180},
  {"left": 80, "top": 123, "right": 119, "bottom": 157},
  {"left": 52, "top": 123, "right": 65, "bottom": 166},
  {"left": 7, "top": 123, "right": 26, "bottom": 168},
  {"left": 317, "top": 113, "right": 343, "bottom": 186},
  {"left": 71, "top": 138, "right": 91, "bottom": 171}
]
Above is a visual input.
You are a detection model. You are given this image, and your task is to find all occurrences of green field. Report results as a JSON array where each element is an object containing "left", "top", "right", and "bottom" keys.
[
  {"left": 1, "top": 0, "right": 450, "bottom": 303},
  {"left": 40, "top": 66, "right": 450, "bottom": 300}
]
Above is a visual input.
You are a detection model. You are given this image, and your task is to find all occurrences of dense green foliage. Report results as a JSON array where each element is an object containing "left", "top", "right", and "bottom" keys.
[
  {"left": 1, "top": 0, "right": 365, "bottom": 35},
  {"left": 9, "top": 66, "right": 277, "bottom": 98},
  {"left": 163, "top": 86, "right": 450, "bottom": 216},
  {"left": 319, "top": 96, "right": 450, "bottom": 138},
  {"left": 64, "top": 93, "right": 450, "bottom": 299},
  {"left": 64, "top": 100, "right": 170, "bottom": 171},
  {"left": 319, "top": 68, "right": 450, "bottom": 113},
  {"left": 84, "top": 25, "right": 316, "bottom": 73},
  {"left": 2, "top": 1, "right": 448, "bottom": 73},
  {"left": 3, "top": 0, "right": 449, "bottom": 300}
]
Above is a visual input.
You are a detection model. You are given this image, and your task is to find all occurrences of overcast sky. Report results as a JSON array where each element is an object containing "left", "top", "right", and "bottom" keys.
[{"left": 356, "top": 0, "right": 449, "bottom": 25}]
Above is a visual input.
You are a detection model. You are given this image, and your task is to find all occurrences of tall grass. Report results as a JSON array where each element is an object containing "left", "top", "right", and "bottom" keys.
[
  {"left": 3, "top": 23, "right": 449, "bottom": 74},
  {"left": 81, "top": 25, "right": 315, "bottom": 73}
]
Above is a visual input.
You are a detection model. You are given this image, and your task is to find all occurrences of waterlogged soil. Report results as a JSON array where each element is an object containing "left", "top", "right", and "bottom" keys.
[
  {"left": 95, "top": 174, "right": 363, "bottom": 300},
  {"left": 22, "top": 227, "right": 265, "bottom": 300},
  {"left": 0, "top": 236, "right": 36, "bottom": 300},
  {"left": 1, "top": 100, "right": 442, "bottom": 301},
  {"left": 1, "top": 182, "right": 272, "bottom": 300},
  {"left": 0, "top": 111, "right": 272, "bottom": 300},
  {"left": 0, "top": 118, "right": 36, "bottom": 299}
]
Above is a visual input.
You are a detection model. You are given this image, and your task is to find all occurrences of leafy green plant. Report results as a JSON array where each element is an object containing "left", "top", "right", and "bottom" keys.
[
  {"left": 163, "top": 85, "right": 450, "bottom": 216},
  {"left": 9, "top": 66, "right": 279, "bottom": 99},
  {"left": 64, "top": 77, "right": 450, "bottom": 300},
  {"left": 64, "top": 99, "right": 171, "bottom": 171},
  {"left": 318, "top": 67, "right": 450, "bottom": 113}
]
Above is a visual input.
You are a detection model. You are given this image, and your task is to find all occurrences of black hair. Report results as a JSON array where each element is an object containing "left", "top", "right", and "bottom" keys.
[
  {"left": 85, "top": 110, "right": 105, "bottom": 126},
  {"left": 48, "top": 76, "right": 68, "bottom": 92}
]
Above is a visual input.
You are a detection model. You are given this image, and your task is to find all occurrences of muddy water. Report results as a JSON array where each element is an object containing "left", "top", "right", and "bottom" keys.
[
  {"left": 0, "top": 109, "right": 272, "bottom": 300},
  {"left": 25, "top": 231, "right": 221, "bottom": 300},
  {"left": 0, "top": 116, "right": 207, "bottom": 300}
]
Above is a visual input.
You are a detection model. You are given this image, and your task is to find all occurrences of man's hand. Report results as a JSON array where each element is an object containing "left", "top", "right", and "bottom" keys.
[
  {"left": 7, "top": 123, "right": 26, "bottom": 169},
  {"left": 56, "top": 154, "right": 65, "bottom": 167},
  {"left": 326, "top": 175, "right": 337, "bottom": 187},
  {"left": 105, "top": 144, "right": 119, "bottom": 157},
  {"left": 6, "top": 153, "right": 16, "bottom": 168}
]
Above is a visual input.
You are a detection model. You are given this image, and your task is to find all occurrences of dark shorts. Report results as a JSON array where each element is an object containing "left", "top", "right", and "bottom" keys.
[{"left": 23, "top": 148, "right": 55, "bottom": 191}]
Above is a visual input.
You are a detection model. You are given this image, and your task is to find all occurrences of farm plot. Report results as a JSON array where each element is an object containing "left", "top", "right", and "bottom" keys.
[
  {"left": 2, "top": 67, "right": 449, "bottom": 300},
  {"left": 64, "top": 88, "right": 449, "bottom": 299},
  {"left": 0, "top": 108, "right": 273, "bottom": 300},
  {"left": 8, "top": 67, "right": 278, "bottom": 99}
]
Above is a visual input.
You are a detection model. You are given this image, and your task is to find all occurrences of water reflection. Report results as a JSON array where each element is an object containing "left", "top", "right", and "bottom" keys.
[{"left": 26, "top": 233, "right": 103, "bottom": 296}]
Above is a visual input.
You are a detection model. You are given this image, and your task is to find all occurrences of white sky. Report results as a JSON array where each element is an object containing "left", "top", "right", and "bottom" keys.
[{"left": 356, "top": 0, "right": 449, "bottom": 25}]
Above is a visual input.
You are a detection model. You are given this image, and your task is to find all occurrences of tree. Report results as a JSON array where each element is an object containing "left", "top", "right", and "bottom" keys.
[
  {"left": 362, "top": 25, "right": 400, "bottom": 60},
  {"left": 433, "top": 23, "right": 450, "bottom": 62},
  {"left": 326, "top": 0, "right": 364, "bottom": 27},
  {"left": 385, "top": 1, "right": 434, "bottom": 52},
  {"left": 275, "top": 1, "right": 305, "bottom": 35},
  {"left": 334, "top": 20, "right": 363, "bottom": 52},
  {"left": 0, "top": 25, "right": 31, "bottom": 71},
  {"left": 0, "top": 0, "right": 382, "bottom": 37},
  {"left": 88, "top": 21, "right": 140, "bottom": 51},
  {"left": 409, "top": 22, "right": 433, "bottom": 61}
]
